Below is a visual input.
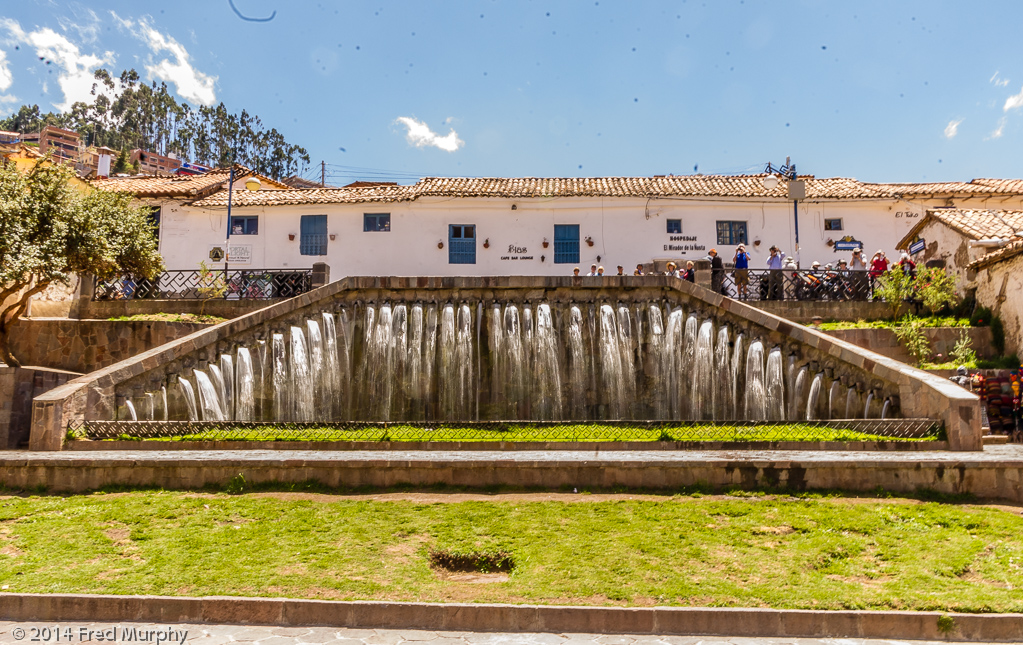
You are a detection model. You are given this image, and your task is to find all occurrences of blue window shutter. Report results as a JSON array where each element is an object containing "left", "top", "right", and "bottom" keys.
[
  {"left": 449, "top": 225, "right": 476, "bottom": 264},
  {"left": 300, "top": 215, "right": 328, "bottom": 255},
  {"left": 553, "top": 224, "right": 579, "bottom": 264}
]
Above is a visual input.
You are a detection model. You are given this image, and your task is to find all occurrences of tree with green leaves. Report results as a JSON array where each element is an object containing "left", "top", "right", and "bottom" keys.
[
  {"left": 915, "top": 266, "right": 959, "bottom": 315},
  {"left": 872, "top": 268, "right": 916, "bottom": 319},
  {"left": 0, "top": 159, "right": 164, "bottom": 366}
]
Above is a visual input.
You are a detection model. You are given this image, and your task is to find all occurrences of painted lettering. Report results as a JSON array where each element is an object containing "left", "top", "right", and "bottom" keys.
[{"left": 507, "top": 245, "right": 528, "bottom": 253}]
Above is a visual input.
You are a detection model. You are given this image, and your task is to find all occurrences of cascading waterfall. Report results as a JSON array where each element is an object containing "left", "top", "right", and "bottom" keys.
[
  {"left": 566, "top": 306, "right": 587, "bottom": 418},
  {"left": 766, "top": 347, "right": 786, "bottom": 421},
  {"left": 124, "top": 399, "right": 138, "bottom": 421},
  {"left": 691, "top": 319, "right": 716, "bottom": 420},
  {"left": 141, "top": 299, "right": 900, "bottom": 425},
  {"left": 828, "top": 381, "right": 843, "bottom": 420},
  {"left": 177, "top": 377, "right": 198, "bottom": 421},
  {"left": 194, "top": 369, "right": 225, "bottom": 421},
  {"left": 208, "top": 364, "right": 228, "bottom": 420},
  {"left": 598, "top": 304, "right": 626, "bottom": 418},
  {"left": 806, "top": 373, "right": 824, "bottom": 421},
  {"left": 272, "top": 333, "right": 289, "bottom": 421},
  {"left": 235, "top": 347, "right": 255, "bottom": 422},
  {"left": 790, "top": 366, "right": 808, "bottom": 422},
  {"left": 714, "top": 325, "right": 732, "bottom": 420},
  {"left": 744, "top": 340, "right": 767, "bottom": 420}
]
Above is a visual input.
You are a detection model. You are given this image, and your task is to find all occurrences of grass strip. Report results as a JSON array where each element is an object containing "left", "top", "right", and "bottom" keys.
[
  {"left": 106, "top": 423, "right": 936, "bottom": 443},
  {"left": 0, "top": 491, "right": 1020, "bottom": 612}
]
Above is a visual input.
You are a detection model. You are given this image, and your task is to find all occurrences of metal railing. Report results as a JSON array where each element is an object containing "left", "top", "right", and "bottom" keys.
[
  {"left": 69, "top": 418, "right": 942, "bottom": 443},
  {"left": 93, "top": 269, "right": 314, "bottom": 301},
  {"left": 714, "top": 269, "right": 873, "bottom": 302}
]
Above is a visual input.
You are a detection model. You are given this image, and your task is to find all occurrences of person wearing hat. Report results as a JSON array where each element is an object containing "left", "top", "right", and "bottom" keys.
[
  {"left": 849, "top": 248, "right": 868, "bottom": 299},
  {"left": 616, "top": 265, "right": 625, "bottom": 276},
  {"left": 572, "top": 267, "right": 580, "bottom": 277},
  {"left": 587, "top": 263, "right": 599, "bottom": 277},
  {"left": 733, "top": 243, "right": 751, "bottom": 299},
  {"left": 665, "top": 261, "right": 679, "bottom": 278},
  {"left": 868, "top": 250, "right": 888, "bottom": 298},
  {"left": 707, "top": 248, "right": 726, "bottom": 295},
  {"left": 596, "top": 265, "right": 605, "bottom": 277},
  {"left": 766, "top": 245, "right": 786, "bottom": 300}
]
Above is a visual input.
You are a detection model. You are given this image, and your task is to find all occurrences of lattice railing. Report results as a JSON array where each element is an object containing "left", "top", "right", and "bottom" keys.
[
  {"left": 716, "top": 269, "right": 873, "bottom": 302},
  {"left": 68, "top": 419, "right": 942, "bottom": 443},
  {"left": 94, "top": 269, "right": 313, "bottom": 300}
]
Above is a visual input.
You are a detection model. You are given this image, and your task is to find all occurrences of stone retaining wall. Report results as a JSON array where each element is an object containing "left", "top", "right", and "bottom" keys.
[
  {"left": 824, "top": 327, "right": 995, "bottom": 364},
  {"left": 30, "top": 277, "right": 983, "bottom": 451},
  {"left": 0, "top": 366, "right": 79, "bottom": 448},
  {"left": 8, "top": 319, "right": 209, "bottom": 374},
  {"left": 79, "top": 298, "right": 283, "bottom": 321},
  {"left": 749, "top": 300, "right": 909, "bottom": 323}
]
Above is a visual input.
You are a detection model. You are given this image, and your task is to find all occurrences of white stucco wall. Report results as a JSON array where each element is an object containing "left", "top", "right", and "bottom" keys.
[
  {"left": 154, "top": 194, "right": 1019, "bottom": 276},
  {"left": 974, "top": 253, "right": 1023, "bottom": 356}
]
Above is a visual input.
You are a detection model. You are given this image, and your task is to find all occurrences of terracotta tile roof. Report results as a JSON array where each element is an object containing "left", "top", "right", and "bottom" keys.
[
  {"left": 969, "top": 237, "right": 1023, "bottom": 270},
  {"left": 185, "top": 174, "right": 1023, "bottom": 208},
  {"left": 897, "top": 209, "right": 1023, "bottom": 254},
  {"left": 91, "top": 166, "right": 290, "bottom": 199},
  {"left": 190, "top": 184, "right": 415, "bottom": 207}
]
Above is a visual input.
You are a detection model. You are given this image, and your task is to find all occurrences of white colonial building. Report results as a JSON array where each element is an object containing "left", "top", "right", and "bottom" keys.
[{"left": 95, "top": 172, "right": 1023, "bottom": 277}]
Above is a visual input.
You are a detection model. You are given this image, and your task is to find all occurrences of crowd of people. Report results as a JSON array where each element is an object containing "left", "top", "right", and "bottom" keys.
[{"left": 570, "top": 243, "right": 918, "bottom": 302}]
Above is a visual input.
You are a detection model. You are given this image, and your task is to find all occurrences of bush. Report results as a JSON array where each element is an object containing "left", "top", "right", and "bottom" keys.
[
  {"left": 893, "top": 315, "right": 931, "bottom": 365},
  {"left": 949, "top": 329, "right": 977, "bottom": 367},
  {"left": 970, "top": 305, "right": 992, "bottom": 327},
  {"left": 915, "top": 267, "right": 959, "bottom": 315},
  {"left": 991, "top": 315, "right": 1006, "bottom": 356},
  {"left": 873, "top": 269, "right": 915, "bottom": 319}
]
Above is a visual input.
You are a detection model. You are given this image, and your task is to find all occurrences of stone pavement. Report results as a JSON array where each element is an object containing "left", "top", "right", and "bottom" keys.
[{"left": 0, "top": 621, "right": 974, "bottom": 644}]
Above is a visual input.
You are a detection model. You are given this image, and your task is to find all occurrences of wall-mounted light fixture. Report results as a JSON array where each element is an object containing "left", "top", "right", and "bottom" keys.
[
  {"left": 540, "top": 255, "right": 545, "bottom": 262},
  {"left": 596, "top": 255, "right": 602, "bottom": 262}
]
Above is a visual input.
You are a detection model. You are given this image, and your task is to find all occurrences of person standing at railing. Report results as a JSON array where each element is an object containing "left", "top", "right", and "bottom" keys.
[
  {"left": 732, "top": 244, "right": 751, "bottom": 300},
  {"left": 707, "top": 248, "right": 726, "bottom": 295},
  {"left": 850, "top": 248, "right": 868, "bottom": 299},
  {"left": 766, "top": 245, "right": 786, "bottom": 300},
  {"left": 681, "top": 260, "right": 696, "bottom": 283},
  {"left": 634, "top": 263, "right": 644, "bottom": 276},
  {"left": 869, "top": 250, "right": 889, "bottom": 299}
]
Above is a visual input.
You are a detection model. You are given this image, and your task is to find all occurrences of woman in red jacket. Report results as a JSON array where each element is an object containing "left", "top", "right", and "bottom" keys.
[{"left": 868, "top": 250, "right": 888, "bottom": 298}]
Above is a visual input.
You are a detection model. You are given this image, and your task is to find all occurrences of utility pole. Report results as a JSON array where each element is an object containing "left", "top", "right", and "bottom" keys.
[{"left": 321, "top": 160, "right": 326, "bottom": 187}]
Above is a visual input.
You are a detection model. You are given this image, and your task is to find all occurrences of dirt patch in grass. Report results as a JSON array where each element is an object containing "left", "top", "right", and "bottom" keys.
[{"left": 433, "top": 571, "right": 510, "bottom": 583}]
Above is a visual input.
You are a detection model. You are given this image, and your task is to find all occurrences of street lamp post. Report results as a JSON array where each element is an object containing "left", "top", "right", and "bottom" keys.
[
  {"left": 222, "top": 165, "right": 261, "bottom": 287},
  {"left": 763, "top": 157, "right": 805, "bottom": 268}
]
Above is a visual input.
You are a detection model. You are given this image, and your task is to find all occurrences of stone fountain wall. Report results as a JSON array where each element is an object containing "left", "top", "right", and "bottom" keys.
[{"left": 29, "top": 277, "right": 982, "bottom": 450}]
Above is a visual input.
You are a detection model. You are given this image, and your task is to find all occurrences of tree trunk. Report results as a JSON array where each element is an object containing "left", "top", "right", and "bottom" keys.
[{"left": 0, "top": 322, "right": 20, "bottom": 368}]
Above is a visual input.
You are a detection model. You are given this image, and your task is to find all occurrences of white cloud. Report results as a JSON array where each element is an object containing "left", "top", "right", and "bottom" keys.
[
  {"left": 117, "top": 17, "right": 217, "bottom": 106},
  {"left": 0, "top": 18, "right": 114, "bottom": 111},
  {"left": 395, "top": 116, "right": 464, "bottom": 152},
  {"left": 1006, "top": 86, "right": 1023, "bottom": 112},
  {"left": 988, "top": 117, "right": 1006, "bottom": 140},
  {"left": 990, "top": 71, "right": 1010, "bottom": 88},
  {"left": 0, "top": 48, "right": 13, "bottom": 92},
  {"left": 943, "top": 118, "right": 962, "bottom": 139}
]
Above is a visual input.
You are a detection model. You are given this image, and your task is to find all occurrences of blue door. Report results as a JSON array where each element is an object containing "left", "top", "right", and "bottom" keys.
[
  {"left": 553, "top": 224, "right": 579, "bottom": 264},
  {"left": 300, "top": 215, "right": 328, "bottom": 256},
  {"left": 449, "top": 225, "right": 476, "bottom": 264}
]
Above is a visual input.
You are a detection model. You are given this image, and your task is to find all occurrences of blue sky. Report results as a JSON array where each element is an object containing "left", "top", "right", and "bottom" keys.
[{"left": 1, "top": 1, "right": 1022, "bottom": 184}]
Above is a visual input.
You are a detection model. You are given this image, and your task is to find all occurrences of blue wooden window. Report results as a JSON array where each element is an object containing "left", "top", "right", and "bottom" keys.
[
  {"left": 666, "top": 219, "right": 682, "bottom": 234},
  {"left": 230, "top": 215, "right": 258, "bottom": 235},
  {"left": 716, "top": 221, "right": 748, "bottom": 246},
  {"left": 364, "top": 213, "right": 390, "bottom": 232},
  {"left": 448, "top": 224, "right": 476, "bottom": 264},
  {"left": 553, "top": 224, "right": 579, "bottom": 264},
  {"left": 300, "top": 215, "right": 328, "bottom": 256}
]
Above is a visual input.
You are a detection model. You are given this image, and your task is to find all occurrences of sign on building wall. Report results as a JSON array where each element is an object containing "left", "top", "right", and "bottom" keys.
[
  {"left": 909, "top": 239, "right": 926, "bottom": 255},
  {"left": 208, "top": 244, "right": 252, "bottom": 264}
]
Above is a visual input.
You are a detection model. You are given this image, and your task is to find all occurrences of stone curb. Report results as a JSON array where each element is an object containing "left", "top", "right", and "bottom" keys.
[
  {"left": 0, "top": 594, "right": 1020, "bottom": 641},
  {"left": 66, "top": 440, "right": 952, "bottom": 452}
]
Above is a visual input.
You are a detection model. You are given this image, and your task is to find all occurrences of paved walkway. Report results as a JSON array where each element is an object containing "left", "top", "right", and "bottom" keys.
[{"left": 0, "top": 621, "right": 972, "bottom": 644}]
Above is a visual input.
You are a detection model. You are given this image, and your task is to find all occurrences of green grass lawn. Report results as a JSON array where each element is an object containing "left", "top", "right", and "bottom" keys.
[
  {"left": 0, "top": 491, "right": 1019, "bottom": 612},
  {"left": 102, "top": 423, "right": 936, "bottom": 443}
]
